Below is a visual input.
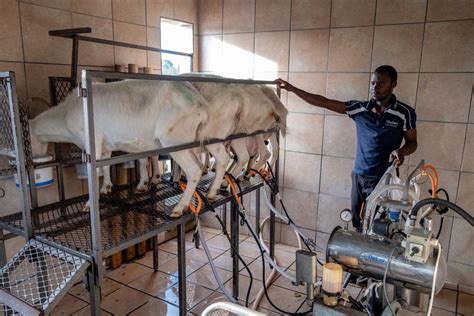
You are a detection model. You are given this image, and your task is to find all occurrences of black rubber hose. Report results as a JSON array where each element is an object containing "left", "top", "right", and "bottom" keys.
[{"left": 410, "top": 198, "right": 474, "bottom": 226}]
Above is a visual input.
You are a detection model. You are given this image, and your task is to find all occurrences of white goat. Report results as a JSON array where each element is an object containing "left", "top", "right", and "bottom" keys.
[{"left": 29, "top": 79, "right": 208, "bottom": 217}]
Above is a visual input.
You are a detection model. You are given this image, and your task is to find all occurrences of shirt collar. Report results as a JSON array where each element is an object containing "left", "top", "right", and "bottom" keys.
[{"left": 367, "top": 94, "right": 397, "bottom": 112}]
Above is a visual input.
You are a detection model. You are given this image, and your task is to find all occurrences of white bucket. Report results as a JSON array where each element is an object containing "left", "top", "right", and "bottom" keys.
[
  {"left": 15, "top": 167, "right": 54, "bottom": 188},
  {"left": 121, "top": 160, "right": 136, "bottom": 169},
  {"left": 75, "top": 163, "right": 104, "bottom": 179}
]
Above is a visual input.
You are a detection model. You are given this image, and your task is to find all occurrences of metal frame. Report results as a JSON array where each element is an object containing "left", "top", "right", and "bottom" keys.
[{"left": 0, "top": 27, "right": 280, "bottom": 314}]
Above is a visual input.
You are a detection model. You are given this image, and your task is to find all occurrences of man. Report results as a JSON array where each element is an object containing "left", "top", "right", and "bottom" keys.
[{"left": 275, "top": 65, "right": 417, "bottom": 232}]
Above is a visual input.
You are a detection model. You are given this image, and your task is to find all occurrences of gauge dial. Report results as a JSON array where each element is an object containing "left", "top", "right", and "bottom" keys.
[{"left": 340, "top": 209, "right": 353, "bottom": 223}]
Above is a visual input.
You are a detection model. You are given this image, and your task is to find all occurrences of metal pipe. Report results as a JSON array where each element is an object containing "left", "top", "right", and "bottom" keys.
[
  {"left": 152, "top": 235, "right": 159, "bottom": 272},
  {"left": 231, "top": 199, "right": 239, "bottom": 299},
  {"left": 326, "top": 227, "right": 446, "bottom": 294},
  {"left": 177, "top": 223, "right": 187, "bottom": 316}
]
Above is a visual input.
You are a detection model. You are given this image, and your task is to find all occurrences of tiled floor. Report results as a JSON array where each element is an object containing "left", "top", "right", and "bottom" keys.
[{"left": 51, "top": 225, "right": 474, "bottom": 315}]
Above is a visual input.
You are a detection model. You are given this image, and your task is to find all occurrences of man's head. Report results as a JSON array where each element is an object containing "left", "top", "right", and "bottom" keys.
[{"left": 371, "top": 65, "right": 398, "bottom": 103}]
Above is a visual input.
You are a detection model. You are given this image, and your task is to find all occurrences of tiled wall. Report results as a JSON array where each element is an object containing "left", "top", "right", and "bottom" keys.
[
  {"left": 0, "top": 0, "right": 198, "bottom": 257},
  {"left": 197, "top": 0, "right": 474, "bottom": 293}
]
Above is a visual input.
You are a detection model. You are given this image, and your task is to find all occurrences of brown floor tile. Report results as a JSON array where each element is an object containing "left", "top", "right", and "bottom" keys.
[
  {"left": 158, "top": 282, "right": 213, "bottom": 309},
  {"left": 258, "top": 284, "right": 306, "bottom": 313},
  {"left": 158, "top": 257, "right": 206, "bottom": 277},
  {"left": 133, "top": 249, "right": 176, "bottom": 268},
  {"left": 106, "top": 262, "right": 153, "bottom": 285},
  {"left": 72, "top": 306, "right": 113, "bottom": 315},
  {"left": 158, "top": 239, "right": 194, "bottom": 254},
  {"left": 128, "top": 270, "right": 178, "bottom": 297},
  {"left": 51, "top": 294, "right": 88, "bottom": 315},
  {"left": 100, "top": 286, "right": 153, "bottom": 315},
  {"left": 187, "top": 265, "right": 233, "bottom": 291},
  {"left": 186, "top": 245, "right": 226, "bottom": 263},
  {"left": 69, "top": 279, "right": 122, "bottom": 303},
  {"left": 212, "top": 250, "right": 254, "bottom": 272},
  {"left": 128, "top": 298, "right": 180, "bottom": 315},
  {"left": 190, "top": 291, "right": 229, "bottom": 314},
  {"left": 433, "top": 288, "right": 457, "bottom": 312},
  {"left": 205, "top": 234, "right": 232, "bottom": 251},
  {"left": 457, "top": 292, "right": 474, "bottom": 315}
]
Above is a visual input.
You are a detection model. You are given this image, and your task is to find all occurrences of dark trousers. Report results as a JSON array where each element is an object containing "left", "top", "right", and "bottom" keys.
[{"left": 350, "top": 172, "right": 381, "bottom": 231}]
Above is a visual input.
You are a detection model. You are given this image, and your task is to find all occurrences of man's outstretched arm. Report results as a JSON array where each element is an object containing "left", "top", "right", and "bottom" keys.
[{"left": 275, "top": 78, "right": 346, "bottom": 114}]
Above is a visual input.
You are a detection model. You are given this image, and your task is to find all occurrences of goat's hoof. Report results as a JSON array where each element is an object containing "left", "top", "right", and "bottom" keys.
[
  {"left": 150, "top": 176, "right": 161, "bottom": 185},
  {"left": 170, "top": 208, "right": 183, "bottom": 218},
  {"left": 206, "top": 192, "right": 217, "bottom": 202},
  {"left": 136, "top": 185, "right": 147, "bottom": 192},
  {"left": 82, "top": 206, "right": 90, "bottom": 213}
]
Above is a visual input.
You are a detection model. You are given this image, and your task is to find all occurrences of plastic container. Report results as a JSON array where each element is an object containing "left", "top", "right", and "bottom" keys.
[
  {"left": 75, "top": 163, "right": 104, "bottom": 179},
  {"left": 15, "top": 167, "right": 53, "bottom": 188}
]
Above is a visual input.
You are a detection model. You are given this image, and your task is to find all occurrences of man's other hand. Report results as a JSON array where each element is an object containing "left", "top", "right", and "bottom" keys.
[{"left": 389, "top": 149, "right": 405, "bottom": 167}]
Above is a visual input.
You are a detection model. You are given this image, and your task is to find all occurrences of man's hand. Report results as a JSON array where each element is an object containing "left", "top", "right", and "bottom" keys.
[
  {"left": 274, "top": 78, "right": 294, "bottom": 92},
  {"left": 389, "top": 149, "right": 405, "bottom": 167}
]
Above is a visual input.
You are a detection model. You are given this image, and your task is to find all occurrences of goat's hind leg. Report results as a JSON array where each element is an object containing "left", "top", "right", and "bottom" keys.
[{"left": 205, "top": 144, "right": 229, "bottom": 201}]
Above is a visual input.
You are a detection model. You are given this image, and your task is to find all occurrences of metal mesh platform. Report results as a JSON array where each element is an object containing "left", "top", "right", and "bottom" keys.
[
  {"left": 0, "top": 173, "right": 265, "bottom": 257},
  {"left": 0, "top": 239, "right": 89, "bottom": 315}
]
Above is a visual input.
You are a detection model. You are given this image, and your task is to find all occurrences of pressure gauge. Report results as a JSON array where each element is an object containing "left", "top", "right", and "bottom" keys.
[{"left": 340, "top": 209, "right": 353, "bottom": 223}]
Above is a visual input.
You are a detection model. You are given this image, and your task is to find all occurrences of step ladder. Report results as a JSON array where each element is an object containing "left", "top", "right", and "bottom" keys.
[{"left": 0, "top": 239, "right": 89, "bottom": 315}]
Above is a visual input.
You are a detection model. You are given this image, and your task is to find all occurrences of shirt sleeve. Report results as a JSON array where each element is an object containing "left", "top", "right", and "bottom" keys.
[
  {"left": 345, "top": 100, "right": 365, "bottom": 119},
  {"left": 407, "top": 107, "right": 417, "bottom": 130}
]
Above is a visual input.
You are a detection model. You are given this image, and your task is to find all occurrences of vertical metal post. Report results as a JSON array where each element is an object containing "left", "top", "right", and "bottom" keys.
[
  {"left": 270, "top": 131, "right": 280, "bottom": 259},
  {"left": 222, "top": 202, "right": 227, "bottom": 233},
  {"left": 81, "top": 70, "right": 104, "bottom": 284},
  {"left": 177, "top": 223, "right": 187, "bottom": 315},
  {"left": 87, "top": 266, "right": 102, "bottom": 316},
  {"left": 7, "top": 72, "right": 32, "bottom": 239},
  {"left": 71, "top": 35, "right": 79, "bottom": 85},
  {"left": 231, "top": 200, "right": 239, "bottom": 299},
  {"left": 152, "top": 235, "right": 159, "bottom": 272},
  {"left": 0, "top": 230, "right": 6, "bottom": 267},
  {"left": 255, "top": 189, "right": 261, "bottom": 236}
]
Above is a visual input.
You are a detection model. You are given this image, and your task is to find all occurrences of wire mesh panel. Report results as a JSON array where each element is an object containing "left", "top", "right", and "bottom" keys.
[
  {"left": 0, "top": 239, "right": 89, "bottom": 315},
  {"left": 0, "top": 75, "right": 16, "bottom": 179}
]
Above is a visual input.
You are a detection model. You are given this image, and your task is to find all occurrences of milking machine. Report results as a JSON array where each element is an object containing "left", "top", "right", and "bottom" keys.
[{"left": 202, "top": 161, "right": 473, "bottom": 316}]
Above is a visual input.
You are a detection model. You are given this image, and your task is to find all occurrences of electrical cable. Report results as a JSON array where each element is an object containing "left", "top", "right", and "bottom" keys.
[
  {"left": 195, "top": 190, "right": 254, "bottom": 307},
  {"left": 427, "top": 243, "right": 442, "bottom": 316},
  {"left": 383, "top": 247, "right": 402, "bottom": 316},
  {"left": 225, "top": 174, "right": 311, "bottom": 315},
  {"left": 409, "top": 198, "right": 473, "bottom": 227}
]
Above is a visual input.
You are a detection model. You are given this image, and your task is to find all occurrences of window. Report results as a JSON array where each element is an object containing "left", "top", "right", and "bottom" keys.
[{"left": 160, "top": 18, "right": 193, "bottom": 75}]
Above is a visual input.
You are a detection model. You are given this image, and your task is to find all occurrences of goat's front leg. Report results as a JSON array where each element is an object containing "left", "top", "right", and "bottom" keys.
[
  {"left": 205, "top": 143, "right": 229, "bottom": 201},
  {"left": 100, "top": 151, "right": 113, "bottom": 195},
  {"left": 150, "top": 156, "right": 161, "bottom": 184}
]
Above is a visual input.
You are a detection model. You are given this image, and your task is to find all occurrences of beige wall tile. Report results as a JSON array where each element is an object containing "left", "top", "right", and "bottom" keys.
[
  {"left": 21, "top": 0, "right": 71, "bottom": 10},
  {"left": 193, "top": 35, "right": 199, "bottom": 71},
  {"left": 113, "top": 0, "right": 146, "bottom": 25},
  {"left": 410, "top": 122, "right": 466, "bottom": 171},
  {"left": 283, "top": 151, "right": 321, "bottom": 193},
  {"left": 291, "top": 0, "right": 330, "bottom": 30},
  {"left": 328, "top": 26, "right": 372, "bottom": 72},
  {"left": 427, "top": 0, "right": 474, "bottom": 22},
  {"left": 0, "top": 1, "right": 23, "bottom": 62},
  {"left": 315, "top": 231, "right": 330, "bottom": 251},
  {"left": 198, "top": 0, "right": 222, "bottom": 34},
  {"left": 115, "top": 47, "right": 147, "bottom": 68},
  {"left": 416, "top": 73, "right": 473, "bottom": 123},
  {"left": 322, "top": 114, "right": 356, "bottom": 158},
  {"left": 174, "top": 0, "right": 197, "bottom": 26},
  {"left": 462, "top": 125, "right": 474, "bottom": 173},
  {"left": 414, "top": 168, "right": 459, "bottom": 207},
  {"left": 114, "top": 20, "right": 146, "bottom": 45},
  {"left": 146, "top": 26, "right": 160, "bottom": 47},
  {"left": 280, "top": 224, "right": 315, "bottom": 247},
  {"left": 316, "top": 194, "right": 350, "bottom": 233},
  {"left": 286, "top": 113, "right": 324, "bottom": 154},
  {"left": 471, "top": 90, "right": 474, "bottom": 124},
  {"left": 223, "top": 0, "right": 254, "bottom": 34},
  {"left": 431, "top": 214, "right": 453, "bottom": 253},
  {"left": 376, "top": 0, "right": 427, "bottom": 25},
  {"left": 254, "top": 31, "right": 289, "bottom": 73},
  {"left": 327, "top": 73, "right": 370, "bottom": 102},
  {"left": 71, "top": 0, "right": 112, "bottom": 18},
  {"left": 287, "top": 72, "right": 326, "bottom": 114},
  {"left": 421, "top": 20, "right": 474, "bottom": 72},
  {"left": 222, "top": 33, "right": 254, "bottom": 78},
  {"left": 410, "top": 122, "right": 466, "bottom": 170},
  {"left": 331, "top": 0, "right": 375, "bottom": 27},
  {"left": 73, "top": 14, "right": 114, "bottom": 66},
  {"left": 320, "top": 156, "right": 353, "bottom": 198},
  {"left": 25, "top": 63, "right": 70, "bottom": 100},
  {"left": 395, "top": 73, "right": 418, "bottom": 106},
  {"left": 447, "top": 261, "right": 474, "bottom": 287},
  {"left": 0, "top": 62, "right": 28, "bottom": 101},
  {"left": 255, "top": 0, "right": 290, "bottom": 32},
  {"left": 199, "top": 34, "right": 223, "bottom": 74},
  {"left": 146, "top": 0, "right": 174, "bottom": 28},
  {"left": 20, "top": 3, "right": 72, "bottom": 64},
  {"left": 281, "top": 188, "right": 318, "bottom": 230},
  {"left": 448, "top": 217, "right": 474, "bottom": 265},
  {"left": 372, "top": 24, "right": 424, "bottom": 72},
  {"left": 289, "top": 29, "right": 328, "bottom": 72},
  {"left": 456, "top": 172, "right": 474, "bottom": 218}
]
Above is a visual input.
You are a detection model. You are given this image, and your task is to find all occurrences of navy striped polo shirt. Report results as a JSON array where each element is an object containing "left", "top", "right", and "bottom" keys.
[{"left": 345, "top": 95, "right": 416, "bottom": 178}]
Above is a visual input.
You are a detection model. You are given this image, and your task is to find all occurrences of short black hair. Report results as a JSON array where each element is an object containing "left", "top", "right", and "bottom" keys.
[{"left": 374, "top": 65, "right": 398, "bottom": 82}]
